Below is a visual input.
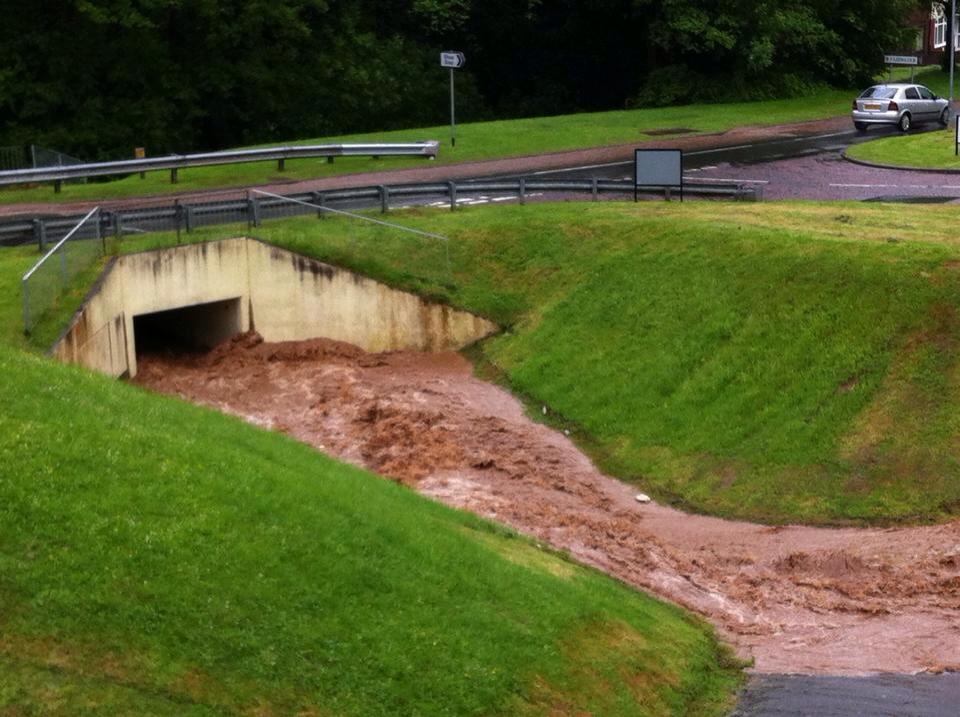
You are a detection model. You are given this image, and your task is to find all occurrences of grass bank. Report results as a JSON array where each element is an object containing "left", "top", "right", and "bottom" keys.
[
  {"left": 846, "top": 125, "right": 959, "bottom": 169},
  {"left": 0, "top": 319, "right": 742, "bottom": 714},
  {"left": 0, "top": 90, "right": 855, "bottom": 205},
  {"left": 82, "top": 199, "right": 960, "bottom": 526}
]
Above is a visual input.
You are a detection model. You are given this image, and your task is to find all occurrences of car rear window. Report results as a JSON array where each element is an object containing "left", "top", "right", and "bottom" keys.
[{"left": 859, "top": 87, "right": 897, "bottom": 99}]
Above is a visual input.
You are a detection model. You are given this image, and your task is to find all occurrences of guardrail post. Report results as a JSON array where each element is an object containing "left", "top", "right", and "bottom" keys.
[
  {"left": 174, "top": 200, "right": 182, "bottom": 242},
  {"left": 170, "top": 168, "right": 178, "bottom": 184},
  {"left": 519, "top": 177, "right": 526, "bottom": 205},
  {"left": 22, "top": 278, "right": 30, "bottom": 335},
  {"left": 592, "top": 178, "right": 599, "bottom": 202},
  {"left": 184, "top": 205, "right": 194, "bottom": 233},
  {"left": 379, "top": 185, "right": 389, "bottom": 213},
  {"left": 54, "top": 180, "right": 62, "bottom": 194},
  {"left": 250, "top": 198, "right": 261, "bottom": 228},
  {"left": 96, "top": 209, "right": 104, "bottom": 253},
  {"left": 327, "top": 156, "right": 334, "bottom": 164},
  {"left": 277, "top": 158, "right": 286, "bottom": 171},
  {"left": 448, "top": 181, "right": 457, "bottom": 210},
  {"left": 112, "top": 211, "right": 122, "bottom": 239},
  {"left": 32, "top": 219, "right": 46, "bottom": 251},
  {"left": 312, "top": 192, "right": 326, "bottom": 219}
]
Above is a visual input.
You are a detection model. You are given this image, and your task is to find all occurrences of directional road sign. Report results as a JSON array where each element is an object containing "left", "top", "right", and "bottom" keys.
[{"left": 440, "top": 51, "right": 466, "bottom": 69}]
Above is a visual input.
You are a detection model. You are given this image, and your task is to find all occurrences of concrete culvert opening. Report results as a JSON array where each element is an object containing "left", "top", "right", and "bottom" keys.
[{"left": 133, "top": 298, "right": 244, "bottom": 356}]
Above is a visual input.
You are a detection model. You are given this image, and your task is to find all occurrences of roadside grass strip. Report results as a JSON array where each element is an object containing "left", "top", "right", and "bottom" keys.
[
  {"left": 0, "top": 341, "right": 741, "bottom": 715},
  {"left": 845, "top": 124, "right": 960, "bottom": 170}
]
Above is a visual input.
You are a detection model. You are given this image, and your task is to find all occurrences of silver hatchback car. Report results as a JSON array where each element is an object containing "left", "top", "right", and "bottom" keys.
[{"left": 852, "top": 83, "right": 949, "bottom": 132}]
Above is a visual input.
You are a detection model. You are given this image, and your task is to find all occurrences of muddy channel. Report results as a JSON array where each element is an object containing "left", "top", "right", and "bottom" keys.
[{"left": 132, "top": 332, "right": 960, "bottom": 676}]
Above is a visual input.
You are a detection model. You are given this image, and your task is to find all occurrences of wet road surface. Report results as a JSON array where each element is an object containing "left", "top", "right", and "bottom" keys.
[
  {"left": 526, "top": 123, "right": 960, "bottom": 203},
  {"left": 732, "top": 673, "right": 960, "bottom": 717}
]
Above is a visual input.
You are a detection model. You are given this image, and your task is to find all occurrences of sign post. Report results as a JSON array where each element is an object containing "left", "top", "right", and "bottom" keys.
[
  {"left": 440, "top": 51, "right": 465, "bottom": 148},
  {"left": 883, "top": 54, "right": 918, "bottom": 83}
]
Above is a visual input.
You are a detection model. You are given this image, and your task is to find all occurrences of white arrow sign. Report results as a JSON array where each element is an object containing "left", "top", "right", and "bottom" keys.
[{"left": 440, "top": 51, "right": 465, "bottom": 69}]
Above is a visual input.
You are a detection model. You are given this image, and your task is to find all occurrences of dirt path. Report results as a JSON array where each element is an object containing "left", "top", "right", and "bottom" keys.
[{"left": 132, "top": 332, "right": 960, "bottom": 676}]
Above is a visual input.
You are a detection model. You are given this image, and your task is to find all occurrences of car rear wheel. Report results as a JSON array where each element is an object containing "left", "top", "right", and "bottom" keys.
[
  {"left": 940, "top": 108, "right": 950, "bottom": 127},
  {"left": 898, "top": 113, "right": 911, "bottom": 132},
  {"left": 854, "top": 122, "right": 868, "bottom": 132}
]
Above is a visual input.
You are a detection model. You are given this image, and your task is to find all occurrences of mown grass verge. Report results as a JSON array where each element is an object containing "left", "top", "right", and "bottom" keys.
[
  {"left": 68, "top": 199, "right": 960, "bottom": 526},
  {"left": 0, "top": 336, "right": 742, "bottom": 715},
  {"left": 0, "top": 89, "right": 856, "bottom": 205},
  {"left": 846, "top": 124, "right": 959, "bottom": 169}
]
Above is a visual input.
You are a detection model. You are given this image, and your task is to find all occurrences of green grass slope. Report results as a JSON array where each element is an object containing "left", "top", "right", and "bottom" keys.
[
  {"left": 139, "top": 200, "right": 960, "bottom": 526},
  {"left": 0, "top": 343, "right": 740, "bottom": 715}
]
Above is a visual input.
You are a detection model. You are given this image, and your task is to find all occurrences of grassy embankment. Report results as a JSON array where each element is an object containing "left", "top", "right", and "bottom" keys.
[
  {"left": 0, "top": 230, "right": 742, "bottom": 712},
  {"left": 0, "top": 89, "right": 855, "bottom": 204},
  {"left": 79, "top": 199, "right": 960, "bottom": 526}
]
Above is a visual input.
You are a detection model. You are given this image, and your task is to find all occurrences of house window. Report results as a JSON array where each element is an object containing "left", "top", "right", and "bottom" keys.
[{"left": 934, "top": 5, "right": 947, "bottom": 48}]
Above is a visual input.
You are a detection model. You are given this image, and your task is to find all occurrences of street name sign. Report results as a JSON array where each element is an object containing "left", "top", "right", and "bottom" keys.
[{"left": 884, "top": 54, "right": 918, "bottom": 65}]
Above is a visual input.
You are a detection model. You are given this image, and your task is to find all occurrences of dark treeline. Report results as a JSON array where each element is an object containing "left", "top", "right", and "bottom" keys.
[{"left": 0, "top": 0, "right": 921, "bottom": 159}]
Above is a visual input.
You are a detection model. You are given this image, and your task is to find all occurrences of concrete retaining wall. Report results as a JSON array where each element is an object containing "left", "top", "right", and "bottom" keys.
[{"left": 53, "top": 238, "right": 497, "bottom": 377}]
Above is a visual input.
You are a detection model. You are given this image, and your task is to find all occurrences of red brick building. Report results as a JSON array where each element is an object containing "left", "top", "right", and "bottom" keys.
[{"left": 910, "top": 2, "right": 958, "bottom": 64}]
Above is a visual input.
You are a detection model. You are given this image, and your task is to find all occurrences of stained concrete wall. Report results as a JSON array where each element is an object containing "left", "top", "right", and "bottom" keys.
[{"left": 52, "top": 237, "right": 497, "bottom": 377}]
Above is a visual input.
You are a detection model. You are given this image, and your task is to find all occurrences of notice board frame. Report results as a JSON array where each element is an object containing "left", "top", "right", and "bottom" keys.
[{"left": 634, "top": 148, "right": 683, "bottom": 202}]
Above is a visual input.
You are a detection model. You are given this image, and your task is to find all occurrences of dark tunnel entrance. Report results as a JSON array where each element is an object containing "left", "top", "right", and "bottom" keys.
[{"left": 133, "top": 298, "right": 244, "bottom": 356}]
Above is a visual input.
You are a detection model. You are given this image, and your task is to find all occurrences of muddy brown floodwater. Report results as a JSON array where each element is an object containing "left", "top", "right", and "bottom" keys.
[{"left": 133, "top": 332, "right": 960, "bottom": 676}]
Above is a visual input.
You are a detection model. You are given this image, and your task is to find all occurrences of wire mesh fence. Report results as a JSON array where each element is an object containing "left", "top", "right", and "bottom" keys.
[
  {"left": 248, "top": 189, "right": 452, "bottom": 277},
  {"left": 21, "top": 208, "right": 104, "bottom": 333},
  {"left": 0, "top": 145, "right": 30, "bottom": 171}
]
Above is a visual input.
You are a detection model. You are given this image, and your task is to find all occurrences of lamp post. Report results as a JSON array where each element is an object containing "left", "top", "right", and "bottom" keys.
[{"left": 952, "top": 0, "right": 957, "bottom": 104}]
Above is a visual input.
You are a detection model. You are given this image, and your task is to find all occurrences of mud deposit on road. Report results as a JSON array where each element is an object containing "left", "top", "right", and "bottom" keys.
[{"left": 133, "top": 332, "right": 960, "bottom": 675}]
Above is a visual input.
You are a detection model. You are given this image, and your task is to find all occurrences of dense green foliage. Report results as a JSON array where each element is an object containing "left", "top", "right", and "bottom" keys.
[
  {"left": 114, "top": 200, "right": 960, "bottom": 526},
  {"left": 0, "top": 0, "right": 921, "bottom": 159},
  {"left": 0, "top": 341, "right": 741, "bottom": 714}
]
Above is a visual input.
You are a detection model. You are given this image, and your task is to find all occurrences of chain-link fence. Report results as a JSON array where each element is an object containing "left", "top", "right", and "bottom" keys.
[
  {"left": 0, "top": 146, "right": 30, "bottom": 171},
  {"left": 31, "top": 146, "right": 88, "bottom": 185},
  {"left": 21, "top": 208, "right": 104, "bottom": 333},
  {"left": 249, "top": 189, "right": 451, "bottom": 277}
]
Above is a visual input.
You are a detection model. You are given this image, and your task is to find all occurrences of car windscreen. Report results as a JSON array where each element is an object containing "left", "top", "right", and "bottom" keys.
[{"left": 858, "top": 87, "right": 897, "bottom": 99}]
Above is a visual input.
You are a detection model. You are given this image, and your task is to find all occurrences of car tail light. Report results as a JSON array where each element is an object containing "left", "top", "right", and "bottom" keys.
[{"left": 888, "top": 100, "right": 899, "bottom": 111}]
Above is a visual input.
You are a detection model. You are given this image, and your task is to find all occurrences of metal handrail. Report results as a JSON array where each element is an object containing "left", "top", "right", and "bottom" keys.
[
  {"left": 0, "top": 141, "right": 440, "bottom": 187},
  {"left": 22, "top": 207, "right": 100, "bottom": 282}
]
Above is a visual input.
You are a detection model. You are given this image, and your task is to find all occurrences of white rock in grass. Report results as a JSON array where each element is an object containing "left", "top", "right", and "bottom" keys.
[
  {"left": 541, "top": 405, "right": 547, "bottom": 415},
  {"left": 635, "top": 493, "right": 651, "bottom": 504}
]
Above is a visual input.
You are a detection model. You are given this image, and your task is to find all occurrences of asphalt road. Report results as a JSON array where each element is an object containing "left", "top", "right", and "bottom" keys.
[
  {"left": 517, "top": 123, "right": 960, "bottom": 203},
  {"left": 731, "top": 673, "right": 960, "bottom": 717}
]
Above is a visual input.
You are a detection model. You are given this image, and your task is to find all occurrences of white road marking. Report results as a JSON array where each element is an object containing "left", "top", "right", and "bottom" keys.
[
  {"left": 829, "top": 183, "right": 959, "bottom": 189},
  {"left": 690, "top": 130, "right": 854, "bottom": 155},
  {"left": 531, "top": 160, "right": 632, "bottom": 175},
  {"left": 685, "top": 176, "right": 769, "bottom": 184}
]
